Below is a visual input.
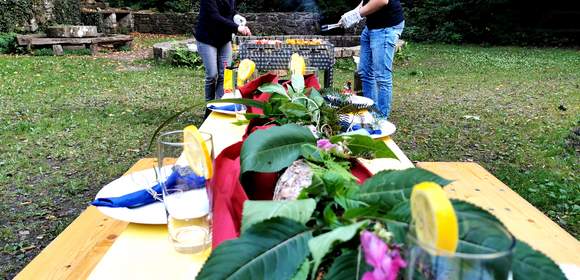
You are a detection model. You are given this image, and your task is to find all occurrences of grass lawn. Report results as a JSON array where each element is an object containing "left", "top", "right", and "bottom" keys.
[{"left": 1, "top": 37, "right": 578, "bottom": 277}]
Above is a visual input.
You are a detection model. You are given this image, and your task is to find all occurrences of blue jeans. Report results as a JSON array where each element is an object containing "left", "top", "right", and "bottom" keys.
[
  {"left": 358, "top": 21, "right": 404, "bottom": 118},
  {"left": 197, "top": 41, "right": 232, "bottom": 101}
]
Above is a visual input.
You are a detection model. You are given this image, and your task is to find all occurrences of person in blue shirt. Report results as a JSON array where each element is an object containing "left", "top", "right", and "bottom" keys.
[
  {"left": 341, "top": 0, "right": 405, "bottom": 119},
  {"left": 195, "top": 0, "right": 251, "bottom": 117}
]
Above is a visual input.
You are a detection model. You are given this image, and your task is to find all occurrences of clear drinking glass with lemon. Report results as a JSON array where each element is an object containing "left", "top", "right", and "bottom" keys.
[
  {"left": 407, "top": 182, "right": 516, "bottom": 280},
  {"left": 158, "top": 125, "right": 214, "bottom": 254}
]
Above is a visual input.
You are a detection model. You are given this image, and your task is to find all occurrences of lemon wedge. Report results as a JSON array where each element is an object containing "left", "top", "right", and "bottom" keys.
[
  {"left": 183, "top": 125, "right": 213, "bottom": 179},
  {"left": 237, "top": 59, "right": 255, "bottom": 86},
  {"left": 410, "top": 182, "right": 458, "bottom": 253},
  {"left": 223, "top": 68, "right": 234, "bottom": 93},
  {"left": 289, "top": 53, "right": 306, "bottom": 76}
]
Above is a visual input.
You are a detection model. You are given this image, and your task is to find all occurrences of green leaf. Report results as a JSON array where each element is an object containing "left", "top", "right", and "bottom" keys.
[
  {"left": 279, "top": 102, "right": 309, "bottom": 120},
  {"left": 300, "top": 144, "right": 323, "bottom": 163},
  {"left": 308, "top": 88, "right": 325, "bottom": 107},
  {"left": 197, "top": 217, "right": 312, "bottom": 280},
  {"left": 290, "top": 74, "right": 305, "bottom": 96},
  {"left": 241, "top": 124, "right": 316, "bottom": 173},
  {"left": 324, "top": 248, "right": 370, "bottom": 280},
  {"left": 258, "top": 83, "right": 289, "bottom": 98},
  {"left": 331, "top": 134, "right": 397, "bottom": 159},
  {"left": 357, "top": 168, "right": 452, "bottom": 208},
  {"left": 208, "top": 98, "right": 266, "bottom": 109},
  {"left": 323, "top": 203, "right": 341, "bottom": 229},
  {"left": 342, "top": 206, "right": 380, "bottom": 220},
  {"left": 243, "top": 113, "right": 266, "bottom": 120},
  {"left": 241, "top": 199, "right": 317, "bottom": 232},
  {"left": 308, "top": 221, "right": 368, "bottom": 275},
  {"left": 290, "top": 260, "right": 311, "bottom": 280},
  {"left": 512, "top": 241, "right": 566, "bottom": 280}
]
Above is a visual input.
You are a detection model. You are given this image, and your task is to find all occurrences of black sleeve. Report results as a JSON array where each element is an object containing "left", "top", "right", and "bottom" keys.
[{"left": 205, "top": 0, "right": 239, "bottom": 32}]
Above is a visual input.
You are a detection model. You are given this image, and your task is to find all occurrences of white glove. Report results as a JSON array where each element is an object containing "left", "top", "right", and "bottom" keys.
[
  {"left": 234, "top": 14, "right": 247, "bottom": 26},
  {"left": 340, "top": 8, "right": 363, "bottom": 28}
]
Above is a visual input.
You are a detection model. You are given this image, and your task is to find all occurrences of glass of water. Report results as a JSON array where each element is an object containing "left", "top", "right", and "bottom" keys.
[
  {"left": 405, "top": 215, "right": 516, "bottom": 280},
  {"left": 158, "top": 130, "right": 214, "bottom": 254}
]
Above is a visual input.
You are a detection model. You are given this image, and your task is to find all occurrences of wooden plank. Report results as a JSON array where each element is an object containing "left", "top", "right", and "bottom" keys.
[
  {"left": 14, "top": 159, "right": 154, "bottom": 280},
  {"left": 17, "top": 35, "right": 132, "bottom": 46},
  {"left": 417, "top": 162, "right": 580, "bottom": 265}
]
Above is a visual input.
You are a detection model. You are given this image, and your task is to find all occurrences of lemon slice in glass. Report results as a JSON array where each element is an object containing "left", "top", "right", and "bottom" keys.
[
  {"left": 183, "top": 125, "right": 213, "bottom": 179},
  {"left": 411, "top": 181, "right": 458, "bottom": 253},
  {"left": 289, "top": 53, "right": 306, "bottom": 76},
  {"left": 237, "top": 59, "right": 255, "bottom": 86}
]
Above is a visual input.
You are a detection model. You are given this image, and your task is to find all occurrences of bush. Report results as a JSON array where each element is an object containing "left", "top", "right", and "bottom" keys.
[
  {"left": 170, "top": 48, "right": 203, "bottom": 69},
  {"left": 108, "top": 0, "right": 194, "bottom": 13},
  {"left": 403, "top": 0, "right": 580, "bottom": 46},
  {"left": 0, "top": 33, "right": 18, "bottom": 54}
]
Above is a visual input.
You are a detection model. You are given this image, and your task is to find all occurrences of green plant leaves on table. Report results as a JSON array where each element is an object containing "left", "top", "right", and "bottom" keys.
[
  {"left": 290, "top": 260, "right": 311, "bottom": 280},
  {"left": 323, "top": 248, "right": 369, "bottom": 280},
  {"left": 512, "top": 241, "right": 566, "bottom": 280},
  {"left": 308, "top": 220, "right": 368, "bottom": 275},
  {"left": 357, "top": 168, "right": 452, "bottom": 209},
  {"left": 208, "top": 98, "right": 266, "bottom": 109},
  {"left": 330, "top": 134, "right": 397, "bottom": 159},
  {"left": 196, "top": 217, "right": 312, "bottom": 280},
  {"left": 241, "top": 199, "right": 316, "bottom": 232},
  {"left": 258, "top": 83, "right": 289, "bottom": 98},
  {"left": 241, "top": 124, "right": 316, "bottom": 173},
  {"left": 280, "top": 102, "right": 309, "bottom": 120}
]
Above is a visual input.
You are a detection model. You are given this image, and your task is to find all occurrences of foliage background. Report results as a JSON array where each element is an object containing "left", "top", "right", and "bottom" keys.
[{"left": 0, "top": 0, "right": 81, "bottom": 33}]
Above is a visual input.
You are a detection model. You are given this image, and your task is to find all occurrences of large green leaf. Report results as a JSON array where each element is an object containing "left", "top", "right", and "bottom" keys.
[
  {"left": 241, "top": 199, "right": 317, "bottom": 232},
  {"left": 331, "top": 134, "right": 397, "bottom": 159},
  {"left": 512, "top": 241, "right": 566, "bottom": 280},
  {"left": 323, "top": 248, "right": 370, "bottom": 280},
  {"left": 208, "top": 98, "right": 266, "bottom": 109},
  {"left": 308, "top": 221, "right": 368, "bottom": 275},
  {"left": 357, "top": 168, "right": 452, "bottom": 208},
  {"left": 197, "top": 217, "right": 312, "bottom": 280},
  {"left": 280, "top": 102, "right": 309, "bottom": 120},
  {"left": 241, "top": 124, "right": 316, "bottom": 173},
  {"left": 290, "top": 260, "right": 311, "bottom": 280},
  {"left": 258, "top": 83, "right": 289, "bottom": 98}
]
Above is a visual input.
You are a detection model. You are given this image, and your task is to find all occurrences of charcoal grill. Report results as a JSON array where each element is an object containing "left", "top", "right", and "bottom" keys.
[{"left": 236, "top": 35, "right": 335, "bottom": 88}]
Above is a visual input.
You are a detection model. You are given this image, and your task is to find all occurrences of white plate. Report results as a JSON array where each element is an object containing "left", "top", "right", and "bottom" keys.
[
  {"left": 341, "top": 120, "right": 397, "bottom": 139},
  {"left": 371, "top": 120, "right": 397, "bottom": 138},
  {"left": 94, "top": 167, "right": 170, "bottom": 224},
  {"left": 325, "top": 94, "right": 374, "bottom": 109}
]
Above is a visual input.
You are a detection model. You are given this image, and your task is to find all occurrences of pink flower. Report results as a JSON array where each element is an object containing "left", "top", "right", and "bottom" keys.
[
  {"left": 360, "top": 231, "right": 407, "bottom": 280},
  {"left": 316, "top": 139, "right": 337, "bottom": 151}
]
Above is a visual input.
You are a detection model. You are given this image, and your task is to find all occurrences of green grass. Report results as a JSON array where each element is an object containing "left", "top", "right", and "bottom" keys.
[
  {"left": 1, "top": 41, "right": 578, "bottom": 278},
  {"left": 0, "top": 53, "right": 205, "bottom": 278}
]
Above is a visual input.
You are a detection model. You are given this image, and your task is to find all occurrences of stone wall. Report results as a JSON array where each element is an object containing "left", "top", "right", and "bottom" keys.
[{"left": 132, "top": 12, "right": 320, "bottom": 36}]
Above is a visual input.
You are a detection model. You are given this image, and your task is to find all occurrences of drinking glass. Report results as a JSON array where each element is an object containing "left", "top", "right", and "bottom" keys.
[
  {"left": 157, "top": 130, "right": 214, "bottom": 254},
  {"left": 405, "top": 215, "right": 516, "bottom": 280}
]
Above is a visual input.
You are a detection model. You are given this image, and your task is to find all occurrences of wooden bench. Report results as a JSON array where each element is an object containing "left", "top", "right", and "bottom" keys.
[{"left": 16, "top": 34, "right": 133, "bottom": 55}]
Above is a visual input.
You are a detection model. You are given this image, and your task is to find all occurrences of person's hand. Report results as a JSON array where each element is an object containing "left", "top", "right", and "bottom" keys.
[
  {"left": 340, "top": 7, "right": 363, "bottom": 28},
  {"left": 233, "top": 14, "right": 247, "bottom": 26},
  {"left": 237, "top": 25, "right": 252, "bottom": 36}
]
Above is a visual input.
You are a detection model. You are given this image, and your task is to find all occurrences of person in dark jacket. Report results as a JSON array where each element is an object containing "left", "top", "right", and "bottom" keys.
[
  {"left": 341, "top": 0, "right": 404, "bottom": 119},
  {"left": 195, "top": 0, "right": 251, "bottom": 106}
]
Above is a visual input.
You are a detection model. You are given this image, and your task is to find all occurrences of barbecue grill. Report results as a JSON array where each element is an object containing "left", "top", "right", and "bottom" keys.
[{"left": 235, "top": 35, "right": 336, "bottom": 88}]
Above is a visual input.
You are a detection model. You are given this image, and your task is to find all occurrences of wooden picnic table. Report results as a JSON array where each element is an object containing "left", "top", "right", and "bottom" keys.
[{"left": 15, "top": 113, "right": 580, "bottom": 279}]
